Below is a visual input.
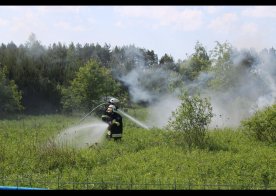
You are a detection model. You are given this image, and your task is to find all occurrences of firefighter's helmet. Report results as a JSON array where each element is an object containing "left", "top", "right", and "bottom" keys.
[{"left": 109, "top": 98, "right": 119, "bottom": 104}]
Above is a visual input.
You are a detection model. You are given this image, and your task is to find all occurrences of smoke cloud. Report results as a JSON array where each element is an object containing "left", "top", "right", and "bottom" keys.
[
  {"left": 112, "top": 46, "right": 276, "bottom": 129},
  {"left": 119, "top": 68, "right": 155, "bottom": 103},
  {"left": 145, "top": 94, "right": 181, "bottom": 128}
]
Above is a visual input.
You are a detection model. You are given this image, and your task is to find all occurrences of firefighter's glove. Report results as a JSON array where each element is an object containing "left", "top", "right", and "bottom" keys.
[
  {"left": 101, "top": 115, "right": 108, "bottom": 121},
  {"left": 112, "top": 119, "right": 120, "bottom": 126}
]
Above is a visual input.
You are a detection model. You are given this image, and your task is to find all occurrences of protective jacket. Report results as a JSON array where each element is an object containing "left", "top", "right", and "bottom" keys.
[{"left": 101, "top": 111, "right": 123, "bottom": 139}]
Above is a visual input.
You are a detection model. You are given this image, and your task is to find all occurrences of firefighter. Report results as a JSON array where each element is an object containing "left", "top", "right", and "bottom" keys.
[
  {"left": 107, "top": 97, "right": 119, "bottom": 110},
  {"left": 101, "top": 105, "right": 123, "bottom": 141}
]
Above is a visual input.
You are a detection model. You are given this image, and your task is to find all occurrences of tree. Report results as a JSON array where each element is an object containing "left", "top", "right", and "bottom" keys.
[
  {"left": 180, "top": 42, "right": 211, "bottom": 81},
  {"left": 167, "top": 92, "right": 213, "bottom": 148},
  {"left": 208, "top": 42, "right": 262, "bottom": 92},
  {"left": 61, "top": 59, "right": 123, "bottom": 113},
  {"left": 207, "top": 41, "right": 234, "bottom": 90},
  {"left": 143, "top": 49, "right": 158, "bottom": 67},
  {"left": 0, "top": 65, "right": 24, "bottom": 116},
  {"left": 159, "top": 53, "right": 174, "bottom": 64},
  {"left": 159, "top": 53, "right": 176, "bottom": 70}
]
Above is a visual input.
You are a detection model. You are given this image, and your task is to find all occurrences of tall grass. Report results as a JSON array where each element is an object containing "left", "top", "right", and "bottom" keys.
[{"left": 0, "top": 112, "right": 276, "bottom": 189}]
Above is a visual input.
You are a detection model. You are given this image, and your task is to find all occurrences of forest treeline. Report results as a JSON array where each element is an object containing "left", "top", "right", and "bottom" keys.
[{"left": 1, "top": 33, "right": 275, "bottom": 117}]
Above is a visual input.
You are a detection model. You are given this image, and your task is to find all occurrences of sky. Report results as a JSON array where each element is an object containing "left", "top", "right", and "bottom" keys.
[{"left": 0, "top": 6, "right": 276, "bottom": 60}]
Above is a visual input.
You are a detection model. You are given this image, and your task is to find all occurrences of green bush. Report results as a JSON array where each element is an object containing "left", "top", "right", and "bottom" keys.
[
  {"left": 241, "top": 104, "right": 276, "bottom": 143},
  {"left": 166, "top": 92, "right": 213, "bottom": 148}
]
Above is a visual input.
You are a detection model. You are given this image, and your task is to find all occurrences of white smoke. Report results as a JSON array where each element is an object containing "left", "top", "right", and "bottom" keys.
[
  {"left": 253, "top": 54, "right": 276, "bottom": 110},
  {"left": 197, "top": 48, "right": 276, "bottom": 128},
  {"left": 119, "top": 68, "right": 155, "bottom": 103},
  {"left": 145, "top": 94, "right": 181, "bottom": 128},
  {"left": 113, "top": 46, "right": 276, "bottom": 129}
]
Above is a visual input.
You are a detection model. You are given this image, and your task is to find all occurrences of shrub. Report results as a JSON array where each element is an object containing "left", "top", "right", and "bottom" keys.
[
  {"left": 241, "top": 104, "right": 276, "bottom": 143},
  {"left": 167, "top": 92, "right": 213, "bottom": 148}
]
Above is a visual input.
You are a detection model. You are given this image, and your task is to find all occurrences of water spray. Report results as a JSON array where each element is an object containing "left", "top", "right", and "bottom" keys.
[
  {"left": 55, "top": 97, "right": 149, "bottom": 148},
  {"left": 77, "top": 102, "right": 106, "bottom": 124},
  {"left": 105, "top": 97, "right": 149, "bottom": 130},
  {"left": 75, "top": 97, "right": 149, "bottom": 129},
  {"left": 54, "top": 102, "right": 108, "bottom": 148},
  {"left": 55, "top": 121, "right": 108, "bottom": 148},
  {"left": 117, "top": 109, "right": 149, "bottom": 130}
]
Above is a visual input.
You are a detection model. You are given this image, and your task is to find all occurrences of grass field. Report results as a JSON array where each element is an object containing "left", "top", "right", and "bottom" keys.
[{"left": 0, "top": 111, "right": 275, "bottom": 190}]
